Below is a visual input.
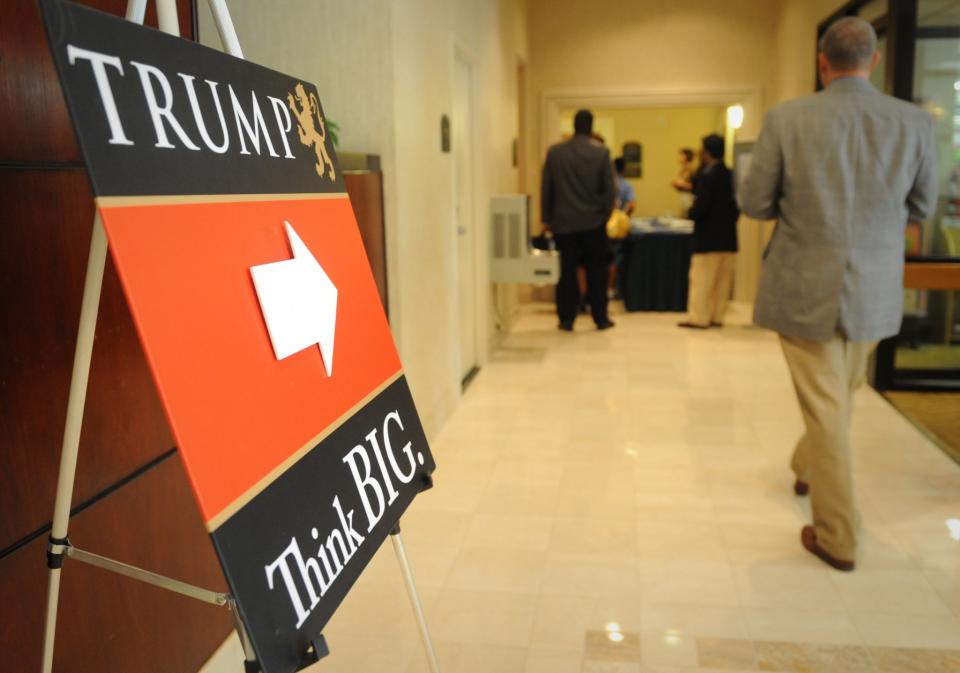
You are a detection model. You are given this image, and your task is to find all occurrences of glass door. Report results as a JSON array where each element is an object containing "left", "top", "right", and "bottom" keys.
[{"left": 875, "top": 1, "right": 960, "bottom": 390}]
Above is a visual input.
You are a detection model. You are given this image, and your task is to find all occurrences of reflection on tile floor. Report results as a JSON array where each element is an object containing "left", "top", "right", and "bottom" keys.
[
  {"left": 201, "top": 304, "right": 960, "bottom": 673},
  {"left": 691, "top": 636, "right": 960, "bottom": 672}
]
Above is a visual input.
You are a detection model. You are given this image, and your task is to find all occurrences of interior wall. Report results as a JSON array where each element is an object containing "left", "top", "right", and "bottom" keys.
[
  {"left": 560, "top": 106, "right": 725, "bottom": 218},
  {"left": 526, "top": 0, "right": 780, "bottom": 309},
  {"left": 198, "top": 0, "right": 527, "bottom": 439},
  {"left": 492, "top": 0, "right": 529, "bottom": 338},
  {"left": 775, "top": 0, "right": 843, "bottom": 104},
  {"left": 389, "top": 0, "right": 527, "bottom": 432},
  {"left": 734, "top": 0, "right": 842, "bottom": 303},
  {"left": 525, "top": 0, "right": 783, "bottom": 228},
  {"left": 526, "top": 0, "right": 848, "bottom": 306},
  {"left": 196, "top": 0, "right": 399, "bottom": 324}
]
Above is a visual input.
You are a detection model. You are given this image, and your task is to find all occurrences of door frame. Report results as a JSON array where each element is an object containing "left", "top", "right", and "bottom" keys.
[
  {"left": 451, "top": 39, "right": 483, "bottom": 386},
  {"left": 838, "top": 0, "right": 960, "bottom": 391},
  {"left": 538, "top": 85, "right": 761, "bottom": 302},
  {"left": 539, "top": 85, "right": 763, "bottom": 164}
]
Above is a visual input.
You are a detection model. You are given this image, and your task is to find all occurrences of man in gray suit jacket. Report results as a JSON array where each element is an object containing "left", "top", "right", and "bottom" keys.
[
  {"left": 541, "top": 109, "right": 616, "bottom": 330},
  {"left": 740, "top": 17, "right": 938, "bottom": 571}
]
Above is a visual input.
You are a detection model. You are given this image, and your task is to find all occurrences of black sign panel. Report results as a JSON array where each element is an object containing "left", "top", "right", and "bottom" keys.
[
  {"left": 214, "top": 376, "right": 432, "bottom": 673},
  {"left": 41, "top": 0, "right": 344, "bottom": 196}
]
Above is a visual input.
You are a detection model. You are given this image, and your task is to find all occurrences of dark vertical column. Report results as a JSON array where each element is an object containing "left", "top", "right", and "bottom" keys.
[
  {"left": 886, "top": 0, "right": 918, "bottom": 100},
  {"left": 874, "top": 0, "right": 919, "bottom": 388}
]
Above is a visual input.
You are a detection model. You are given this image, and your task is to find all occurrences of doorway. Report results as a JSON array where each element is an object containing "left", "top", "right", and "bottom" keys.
[
  {"left": 453, "top": 52, "right": 478, "bottom": 383},
  {"left": 556, "top": 105, "right": 727, "bottom": 220},
  {"left": 517, "top": 59, "right": 527, "bottom": 193}
]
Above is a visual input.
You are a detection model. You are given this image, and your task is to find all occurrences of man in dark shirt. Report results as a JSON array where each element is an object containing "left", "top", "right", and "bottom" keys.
[
  {"left": 541, "top": 109, "right": 616, "bottom": 331},
  {"left": 679, "top": 133, "right": 739, "bottom": 329}
]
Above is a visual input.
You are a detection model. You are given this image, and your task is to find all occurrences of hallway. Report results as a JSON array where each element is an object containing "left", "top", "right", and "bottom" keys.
[{"left": 212, "top": 305, "right": 960, "bottom": 673}]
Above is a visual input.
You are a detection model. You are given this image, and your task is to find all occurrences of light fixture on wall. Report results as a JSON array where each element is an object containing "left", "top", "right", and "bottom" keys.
[
  {"left": 724, "top": 105, "right": 744, "bottom": 167},
  {"left": 726, "top": 104, "right": 744, "bottom": 131}
]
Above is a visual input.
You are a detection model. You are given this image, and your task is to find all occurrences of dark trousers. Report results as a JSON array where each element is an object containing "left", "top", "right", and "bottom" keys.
[{"left": 555, "top": 226, "right": 609, "bottom": 326}]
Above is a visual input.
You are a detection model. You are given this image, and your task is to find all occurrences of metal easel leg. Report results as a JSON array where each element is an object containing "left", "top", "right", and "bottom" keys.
[
  {"left": 124, "top": 0, "right": 147, "bottom": 23},
  {"left": 227, "top": 599, "right": 260, "bottom": 673},
  {"left": 40, "top": 2, "right": 183, "bottom": 670},
  {"left": 202, "top": 7, "right": 257, "bottom": 668},
  {"left": 155, "top": 0, "right": 179, "bottom": 35},
  {"left": 207, "top": 0, "right": 245, "bottom": 58},
  {"left": 40, "top": 216, "right": 108, "bottom": 673},
  {"left": 390, "top": 524, "right": 441, "bottom": 673}
]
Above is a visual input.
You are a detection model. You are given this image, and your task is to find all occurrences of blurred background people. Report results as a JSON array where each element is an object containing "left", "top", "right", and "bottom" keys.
[
  {"left": 678, "top": 134, "right": 739, "bottom": 329},
  {"left": 541, "top": 109, "right": 616, "bottom": 331},
  {"left": 614, "top": 156, "right": 637, "bottom": 216},
  {"left": 608, "top": 157, "right": 637, "bottom": 297},
  {"left": 671, "top": 147, "right": 697, "bottom": 216}
]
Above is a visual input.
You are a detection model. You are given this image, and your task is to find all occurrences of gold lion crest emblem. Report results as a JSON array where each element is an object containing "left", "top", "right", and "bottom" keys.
[{"left": 287, "top": 83, "right": 336, "bottom": 181}]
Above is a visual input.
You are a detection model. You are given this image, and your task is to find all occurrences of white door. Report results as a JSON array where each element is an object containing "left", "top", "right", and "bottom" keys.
[{"left": 453, "top": 55, "right": 477, "bottom": 381}]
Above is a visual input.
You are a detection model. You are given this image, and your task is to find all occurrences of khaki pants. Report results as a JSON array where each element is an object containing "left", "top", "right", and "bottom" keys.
[
  {"left": 780, "top": 333, "right": 877, "bottom": 560},
  {"left": 686, "top": 252, "right": 735, "bottom": 326}
]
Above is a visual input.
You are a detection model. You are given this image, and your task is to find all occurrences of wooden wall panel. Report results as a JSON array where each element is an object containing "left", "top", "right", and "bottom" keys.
[
  {"left": 0, "top": 456, "right": 232, "bottom": 673},
  {"left": 1, "top": 2, "right": 232, "bottom": 672},
  {"left": 904, "top": 262, "right": 960, "bottom": 290},
  {"left": 0, "top": 169, "right": 173, "bottom": 552},
  {"left": 344, "top": 171, "right": 389, "bottom": 315},
  {"left": 0, "top": 0, "right": 194, "bottom": 163}
]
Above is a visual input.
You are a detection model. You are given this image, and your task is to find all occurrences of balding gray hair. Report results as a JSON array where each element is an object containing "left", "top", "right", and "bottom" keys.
[{"left": 819, "top": 16, "right": 877, "bottom": 71}]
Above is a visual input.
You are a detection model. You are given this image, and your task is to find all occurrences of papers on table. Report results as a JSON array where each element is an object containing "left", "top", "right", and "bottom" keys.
[{"left": 629, "top": 217, "right": 694, "bottom": 234}]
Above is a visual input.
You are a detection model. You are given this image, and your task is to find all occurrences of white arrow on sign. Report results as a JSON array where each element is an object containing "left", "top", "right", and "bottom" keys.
[{"left": 250, "top": 222, "right": 338, "bottom": 375}]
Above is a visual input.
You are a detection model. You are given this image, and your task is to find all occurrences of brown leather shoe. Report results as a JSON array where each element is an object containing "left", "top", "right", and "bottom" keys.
[
  {"left": 677, "top": 321, "right": 709, "bottom": 329},
  {"left": 794, "top": 479, "right": 809, "bottom": 496},
  {"left": 801, "top": 525, "right": 854, "bottom": 571}
]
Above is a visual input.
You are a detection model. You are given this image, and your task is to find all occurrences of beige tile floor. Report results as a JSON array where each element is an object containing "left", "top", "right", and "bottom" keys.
[{"left": 202, "top": 303, "right": 960, "bottom": 673}]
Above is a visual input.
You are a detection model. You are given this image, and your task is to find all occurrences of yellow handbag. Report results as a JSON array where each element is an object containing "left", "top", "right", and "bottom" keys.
[{"left": 606, "top": 209, "right": 630, "bottom": 239}]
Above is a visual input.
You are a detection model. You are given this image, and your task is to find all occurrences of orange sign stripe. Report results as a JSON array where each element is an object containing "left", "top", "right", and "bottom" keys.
[{"left": 100, "top": 196, "right": 401, "bottom": 523}]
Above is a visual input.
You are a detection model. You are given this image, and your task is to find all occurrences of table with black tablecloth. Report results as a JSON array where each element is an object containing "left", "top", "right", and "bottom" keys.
[{"left": 620, "top": 229, "right": 694, "bottom": 312}]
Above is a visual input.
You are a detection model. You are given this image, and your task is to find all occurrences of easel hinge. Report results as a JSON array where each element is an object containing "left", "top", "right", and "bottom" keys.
[
  {"left": 421, "top": 470, "right": 434, "bottom": 493},
  {"left": 47, "top": 536, "right": 70, "bottom": 569}
]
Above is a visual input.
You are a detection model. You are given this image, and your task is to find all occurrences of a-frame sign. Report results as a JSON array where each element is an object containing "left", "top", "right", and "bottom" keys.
[{"left": 39, "top": 2, "right": 437, "bottom": 672}]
